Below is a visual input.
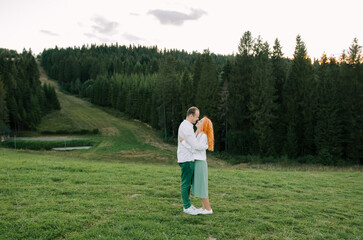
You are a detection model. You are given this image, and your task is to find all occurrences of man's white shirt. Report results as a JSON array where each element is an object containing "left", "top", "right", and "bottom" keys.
[{"left": 177, "top": 120, "right": 208, "bottom": 163}]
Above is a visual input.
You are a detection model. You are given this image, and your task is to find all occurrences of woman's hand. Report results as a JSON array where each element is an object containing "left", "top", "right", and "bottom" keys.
[{"left": 179, "top": 136, "right": 184, "bottom": 142}]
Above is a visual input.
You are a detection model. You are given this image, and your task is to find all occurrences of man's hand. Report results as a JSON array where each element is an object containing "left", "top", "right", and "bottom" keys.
[{"left": 179, "top": 136, "right": 184, "bottom": 142}]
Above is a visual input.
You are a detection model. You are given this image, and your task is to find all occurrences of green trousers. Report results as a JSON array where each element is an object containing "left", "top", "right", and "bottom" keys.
[{"left": 179, "top": 161, "right": 194, "bottom": 209}]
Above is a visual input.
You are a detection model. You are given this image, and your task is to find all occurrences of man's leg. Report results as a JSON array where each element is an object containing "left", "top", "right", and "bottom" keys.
[{"left": 179, "top": 161, "right": 194, "bottom": 209}]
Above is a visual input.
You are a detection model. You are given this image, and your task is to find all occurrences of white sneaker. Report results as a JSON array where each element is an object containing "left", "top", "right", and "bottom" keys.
[
  {"left": 200, "top": 209, "right": 213, "bottom": 214},
  {"left": 183, "top": 205, "right": 200, "bottom": 215},
  {"left": 196, "top": 208, "right": 204, "bottom": 213},
  {"left": 191, "top": 205, "right": 205, "bottom": 214}
]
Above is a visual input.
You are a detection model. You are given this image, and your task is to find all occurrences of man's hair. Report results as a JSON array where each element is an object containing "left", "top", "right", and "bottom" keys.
[{"left": 186, "top": 107, "right": 199, "bottom": 117}]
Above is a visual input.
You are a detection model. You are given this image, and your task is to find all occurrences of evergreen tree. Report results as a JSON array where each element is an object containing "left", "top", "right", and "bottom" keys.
[
  {"left": 7, "top": 96, "right": 19, "bottom": 131},
  {"left": 271, "top": 38, "right": 288, "bottom": 155},
  {"left": 238, "top": 31, "right": 254, "bottom": 56},
  {"left": 272, "top": 38, "right": 287, "bottom": 105},
  {"left": 338, "top": 38, "right": 363, "bottom": 162},
  {"left": 50, "top": 85, "right": 61, "bottom": 110},
  {"left": 156, "top": 56, "right": 180, "bottom": 140},
  {"left": 0, "top": 78, "right": 9, "bottom": 129},
  {"left": 248, "top": 37, "right": 278, "bottom": 155},
  {"left": 195, "top": 49, "right": 221, "bottom": 149},
  {"left": 347, "top": 38, "right": 362, "bottom": 65},
  {"left": 74, "top": 78, "right": 82, "bottom": 96},
  {"left": 314, "top": 55, "right": 343, "bottom": 163},
  {"left": 195, "top": 50, "right": 220, "bottom": 120},
  {"left": 0, "top": 50, "right": 57, "bottom": 131},
  {"left": 219, "top": 59, "right": 233, "bottom": 151},
  {"left": 28, "top": 95, "right": 41, "bottom": 129},
  {"left": 179, "top": 70, "right": 193, "bottom": 116},
  {"left": 228, "top": 31, "right": 256, "bottom": 154},
  {"left": 43, "top": 84, "right": 60, "bottom": 112},
  {"left": 192, "top": 54, "right": 203, "bottom": 103},
  {"left": 283, "top": 35, "right": 316, "bottom": 157}
]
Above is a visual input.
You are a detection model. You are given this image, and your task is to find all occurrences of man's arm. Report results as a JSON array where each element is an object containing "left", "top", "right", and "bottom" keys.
[{"left": 181, "top": 139, "right": 193, "bottom": 150}]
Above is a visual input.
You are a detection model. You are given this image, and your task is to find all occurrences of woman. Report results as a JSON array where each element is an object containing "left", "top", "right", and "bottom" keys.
[{"left": 180, "top": 116, "right": 214, "bottom": 214}]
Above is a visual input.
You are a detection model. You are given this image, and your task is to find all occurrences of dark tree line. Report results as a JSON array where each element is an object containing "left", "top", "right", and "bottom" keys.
[
  {"left": 40, "top": 34, "right": 362, "bottom": 164},
  {"left": 0, "top": 49, "right": 60, "bottom": 132},
  {"left": 40, "top": 44, "right": 226, "bottom": 93}
]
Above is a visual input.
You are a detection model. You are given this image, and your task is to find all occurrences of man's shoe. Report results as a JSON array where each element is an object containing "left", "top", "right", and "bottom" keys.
[
  {"left": 200, "top": 208, "right": 213, "bottom": 214},
  {"left": 183, "top": 206, "right": 199, "bottom": 215}
]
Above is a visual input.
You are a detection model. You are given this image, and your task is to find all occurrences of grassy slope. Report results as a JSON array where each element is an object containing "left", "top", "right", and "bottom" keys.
[
  {"left": 0, "top": 65, "right": 362, "bottom": 239},
  {"left": 36, "top": 65, "right": 176, "bottom": 164},
  {"left": 35, "top": 65, "right": 226, "bottom": 167},
  {"left": 0, "top": 149, "right": 362, "bottom": 239}
]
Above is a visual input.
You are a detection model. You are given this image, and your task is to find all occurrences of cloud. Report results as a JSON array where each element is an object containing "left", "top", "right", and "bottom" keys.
[
  {"left": 91, "top": 16, "right": 119, "bottom": 35},
  {"left": 84, "top": 33, "right": 97, "bottom": 38},
  {"left": 148, "top": 8, "right": 207, "bottom": 26},
  {"left": 122, "top": 33, "right": 144, "bottom": 42},
  {"left": 84, "top": 33, "right": 112, "bottom": 43},
  {"left": 83, "top": 16, "right": 120, "bottom": 43},
  {"left": 40, "top": 30, "right": 58, "bottom": 36}
]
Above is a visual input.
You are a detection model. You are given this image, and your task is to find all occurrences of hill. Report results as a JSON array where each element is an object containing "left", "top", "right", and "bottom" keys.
[{"left": 34, "top": 64, "right": 226, "bottom": 168}]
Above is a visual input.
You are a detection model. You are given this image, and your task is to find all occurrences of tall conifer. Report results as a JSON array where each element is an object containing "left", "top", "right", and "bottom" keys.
[
  {"left": 179, "top": 70, "right": 193, "bottom": 116},
  {"left": 249, "top": 37, "right": 277, "bottom": 155},
  {"left": 283, "top": 35, "right": 316, "bottom": 157},
  {"left": 0, "top": 78, "right": 9, "bottom": 129},
  {"left": 315, "top": 55, "right": 343, "bottom": 163},
  {"left": 228, "top": 31, "right": 256, "bottom": 154}
]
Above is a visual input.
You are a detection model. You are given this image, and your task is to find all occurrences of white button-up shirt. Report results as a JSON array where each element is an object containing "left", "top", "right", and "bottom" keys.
[{"left": 177, "top": 120, "right": 208, "bottom": 163}]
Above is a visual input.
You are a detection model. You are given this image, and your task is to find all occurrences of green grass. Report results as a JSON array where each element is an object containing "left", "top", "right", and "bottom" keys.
[
  {"left": 1, "top": 64, "right": 360, "bottom": 239},
  {"left": 0, "top": 149, "right": 362, "bottom": 240}
]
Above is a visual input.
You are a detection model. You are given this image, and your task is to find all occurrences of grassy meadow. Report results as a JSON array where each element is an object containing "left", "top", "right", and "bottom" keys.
[
  {"left": 0, "top": 149, "right": 362, "bottom": 239},
  {"left": 0, "top": 65, "right": 362, "bottom": 239}
]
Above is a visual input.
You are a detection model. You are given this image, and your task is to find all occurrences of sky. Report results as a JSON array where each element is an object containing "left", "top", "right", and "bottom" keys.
[{"left": 1, "top": 0, "right": 363, "bottom": 59}]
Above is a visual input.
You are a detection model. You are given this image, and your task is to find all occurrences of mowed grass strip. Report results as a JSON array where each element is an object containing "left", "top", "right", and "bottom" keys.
[
  {"left": 0, "top": 149, "right": 362, "bottom": 240},
  {"left": 38, "top": 64, "right": 130, "bottom": 135},
  {"left": 37, "top": 91, "right": 120, "bottom": 133}
]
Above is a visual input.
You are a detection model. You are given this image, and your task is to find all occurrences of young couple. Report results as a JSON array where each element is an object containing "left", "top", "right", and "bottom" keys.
[{"left": 177, "top": 106, "right": 214, "bottom": 215}]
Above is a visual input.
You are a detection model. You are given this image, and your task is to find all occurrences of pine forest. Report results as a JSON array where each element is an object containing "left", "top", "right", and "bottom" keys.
[{"left": 1, "top": 32, "right": 362, "bottom": 165}]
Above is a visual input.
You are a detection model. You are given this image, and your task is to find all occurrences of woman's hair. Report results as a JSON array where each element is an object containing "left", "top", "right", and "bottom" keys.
[{"left": 200, "top": 116, "right": 214, "bottom": 151}]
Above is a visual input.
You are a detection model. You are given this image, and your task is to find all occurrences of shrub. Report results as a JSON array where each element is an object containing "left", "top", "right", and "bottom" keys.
[
  {"left": 40, "top": 129, "right": 99, "bottom": 135},
  {"left": 317, "top": 149, "right": 334, "bottom": 165},
  {"left": 0, "top": 139, "right": 96, "bottom": 150}
]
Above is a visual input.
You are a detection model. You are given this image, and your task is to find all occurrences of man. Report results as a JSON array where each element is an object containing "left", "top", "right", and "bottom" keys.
[{"left": 177, "top": 106, "right": 208, "bottom": 215}]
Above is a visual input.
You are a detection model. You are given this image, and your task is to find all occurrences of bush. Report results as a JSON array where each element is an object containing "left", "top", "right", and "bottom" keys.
[
  {"left": 296, "top": 155, "right": 316, "bottom": 164},
  {"left": 40, "top": 129, "right": 99, "bottom": 135},
  {"left": 0, "top": 139, "right": 97, "bottom": 150},
  {"left": 317, "top": 149, "right": 334, "bottom": 165}
]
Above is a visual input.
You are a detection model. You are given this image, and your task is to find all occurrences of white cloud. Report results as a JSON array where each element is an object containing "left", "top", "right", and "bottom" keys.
[
  {"left": 148, "top": 8, "right": 207, "bottom": 26},
  {"left": 91, "top": 16, "right": 119, "bottom": 35},
  {"left": 122, "top": 33, "right": 144, "bottom": 43},
  {"left": 40, "top": 30, "right": 59, "bottom": 36}
]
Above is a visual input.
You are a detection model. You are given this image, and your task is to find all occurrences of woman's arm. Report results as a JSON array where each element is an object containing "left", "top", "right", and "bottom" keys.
[{"left": 180, "top": 133, "right": 208, "bottom": 150}]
